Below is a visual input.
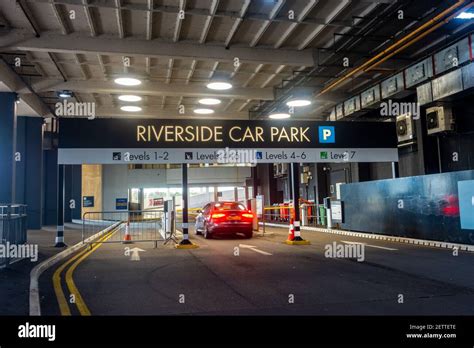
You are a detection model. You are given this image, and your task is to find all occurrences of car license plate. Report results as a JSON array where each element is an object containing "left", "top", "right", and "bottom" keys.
[{"left": 227, "top": 216, "right": 241, "bottom": 221}]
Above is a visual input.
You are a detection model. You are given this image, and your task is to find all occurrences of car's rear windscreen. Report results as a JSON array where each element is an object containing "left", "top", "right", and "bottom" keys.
[{"left": 215, "top": 202, "right": 246, "bottom": 211}]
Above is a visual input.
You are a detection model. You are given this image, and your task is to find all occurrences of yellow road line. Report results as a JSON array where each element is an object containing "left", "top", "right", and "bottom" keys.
[
  {"left": 65, "top": 230, "right": 116, "bottom": 316},
  {"left": 52, "top": 229, "right": 116, "bottom": 316}
]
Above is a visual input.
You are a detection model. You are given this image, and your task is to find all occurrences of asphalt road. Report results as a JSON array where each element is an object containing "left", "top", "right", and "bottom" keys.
[{"left": 40, "top": 226, "right": 474, "bottom": 315}]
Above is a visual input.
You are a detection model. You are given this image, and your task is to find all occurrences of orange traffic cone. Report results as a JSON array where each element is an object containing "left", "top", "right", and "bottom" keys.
[
  {"left": 123, "top": 221, "right": 132, "bottom": 244},
  {"left": 287, "top": 218, "right": 295, "bottom": 241}
]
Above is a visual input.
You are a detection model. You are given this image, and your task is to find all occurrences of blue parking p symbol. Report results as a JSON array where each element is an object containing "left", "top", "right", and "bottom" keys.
[{"left": 318, "top": 126, "right": 335, "bottom": 143}]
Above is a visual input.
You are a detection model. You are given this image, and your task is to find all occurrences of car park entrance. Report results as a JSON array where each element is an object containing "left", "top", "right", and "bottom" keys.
[{"left": 55, "top": 117, "right": 398, "bottom": 248}]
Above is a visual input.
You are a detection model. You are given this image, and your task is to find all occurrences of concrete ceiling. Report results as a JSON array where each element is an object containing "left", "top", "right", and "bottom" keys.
[{"left": 0, "top": 0, "right": 469, "bottom": 120}]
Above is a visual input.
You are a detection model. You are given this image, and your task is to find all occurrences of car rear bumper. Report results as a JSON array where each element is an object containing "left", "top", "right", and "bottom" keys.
[{"left": 208, "top": 222, "right": 252, "bottom": 234}]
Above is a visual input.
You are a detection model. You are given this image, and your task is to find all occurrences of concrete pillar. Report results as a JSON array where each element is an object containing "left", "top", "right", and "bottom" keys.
[
  {"left": 55, "top": 164, "right": 66, "bottom": 247},
  {"left": 70, "top": 165, "right": 82, "bottom": 220},
  {"left": 25, "top": 117, "right": 44, "bottom": 229},
  {"left": 0, "top": 93, "right": 17, "bottom": 203},
  {"left": 15, "top": 116, "right": 26, "bottom": 204},
  {"left": 43, "top": 149, "right": 58, "bottom": 226},
  {"left": 64, "top": 165, "right": 73, "bottom": 223}
]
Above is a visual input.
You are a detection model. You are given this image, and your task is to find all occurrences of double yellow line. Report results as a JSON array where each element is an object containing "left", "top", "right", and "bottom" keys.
[{"left": 53, "top": 227, "right": 117, "bottom": 315}]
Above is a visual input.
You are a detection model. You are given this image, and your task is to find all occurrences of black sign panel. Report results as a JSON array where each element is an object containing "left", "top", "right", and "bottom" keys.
[
  {"left": 83, "top": 196, "right": 94, "bottom": 207},
  {"left": 59, "top": 119, "right": 397, "bottom": 149}
]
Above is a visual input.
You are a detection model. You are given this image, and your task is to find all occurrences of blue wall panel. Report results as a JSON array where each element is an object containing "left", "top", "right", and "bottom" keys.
[
  {"left": 71, "top": 165, "right": 82, "bottom": 220},
  {"left": 341, "top": 170, "right": 474, "bottom": 245},
  {"left": 458, "top": 180, "right": 474, "bottom": 230},
  {"left": 25, "top": 117, "right": 44, "bottom": 229},
  {"left": 15, "top": 116, "right": 26, "bottom": 204},
  {"left": 0, "top": 93, "right": 17, "bottom": 203}
]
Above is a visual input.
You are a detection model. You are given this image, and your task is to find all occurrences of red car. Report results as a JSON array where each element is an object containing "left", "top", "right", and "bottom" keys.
[{"left": 196, "top": 201, "right": 254, "bottom": 239}]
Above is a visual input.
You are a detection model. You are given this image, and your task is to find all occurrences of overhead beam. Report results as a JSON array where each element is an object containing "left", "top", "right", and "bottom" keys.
[
  {"left": 298, "top": 0, "right": 351, "bottom": 50},
  {"left": 97, "top": 54, "right": 107, "bottom": 78},
  {"left": 249, "top": 0, "right": 285, "bottom": 47},
  {"left": 0, "top": 58, "right": 52, "bottom": 116},
  {"left": 274, "top": 0, "right": 318, "bottom": 48},
  {"left": 34, "top": 79, "right": 275, "bottom": 100},
  {"left": 82, "top": 0, "right": 97, "bottom": 37},
  {"left": 145, "top": 0, "right": 154, "bottom": 75},
  {"left": 186, "top": 60, "right": 197, "bottom": 84},
  {"left": 173, "top": 0, "right": 186, "bottom": 42},
  {"left": 28, "top": 0, "right": 353, "bottom": 28},
  {"left": 51, "top": 2, "right": 70, "bottom": 35},
  {"left": 1, "top": 30, "right": 314, "bottom": 67},
  {"left": 238, "top": 99, "right": 252, "bottom": 112},
  {"left": 199, "top": 0, "right": 219, "bottom": 44},
  {"left": 146, "top": 0, "right": 154, "bottom": 40},
  {"left": 115, "top": 0, "right": 124, "bottom": 38},
  {"left": 243, "top": 63, "right": 264, "bottom": 87},
  {"left": 165, "top": 58, "right": 174, "bottom": 83},
  {"left": 27, "top": 56, "right": 299, "bottom": 77},
  {"left": 225, "top": 0, "right": 251, "bottom": 47},
  {"left": 261, "top": 65, "right": 286, "bottom": 88},
  {"left": 74, "top": 54, "right": 89, "bottom": 79},
  {"left": 208, "top": 61, "right": 219, "bottom": 79}
]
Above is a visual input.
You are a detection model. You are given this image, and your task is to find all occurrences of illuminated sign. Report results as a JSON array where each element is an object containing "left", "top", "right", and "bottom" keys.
[
  {"left": 60, "top": 119, "right": 396, "bottom": 149},
  {"left": 58, "top": 119, "right": 398, "bottom": 164}
]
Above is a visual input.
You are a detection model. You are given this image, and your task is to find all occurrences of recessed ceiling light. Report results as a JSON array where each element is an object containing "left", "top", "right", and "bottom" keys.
[
  {"left": 58, "top": 90, "right": 73, "bottom": 98},
  {"left": 194, "top": 108, "right": 215, "bottom": 114},
  {"left": 268, "top": 112, "right": 291, "bottom": 119},
  {"left": 198, "top": 98, "right": 221, "bottom": 105},
  {"left": 206, "top": 82, "right": 232, "bottom": 90},
  {"left": 114, "top": 77, "right": 142, "bottom": 86},
  {"left": 118, "top": 95, "right": 142, "bottom": 102},
  {"left": 286, "top": 99, "right": 312, "bottom": 107},
  {"left": 456, "top": 11, "right": 474, "bottom": 19},
  {"left": 121, "top": 105, "right": 142, "bottom": 112}
]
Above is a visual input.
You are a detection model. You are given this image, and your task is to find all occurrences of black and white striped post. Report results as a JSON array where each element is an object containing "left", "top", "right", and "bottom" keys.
[
  {"left": 177, "top": 163, "right": 198, "bottom": 249},
  {"left": 287, "top": 162, "right": 310, "bottom": 245},
  {"left": 55, "top": 164, "right": 67, "bottom": 247}
]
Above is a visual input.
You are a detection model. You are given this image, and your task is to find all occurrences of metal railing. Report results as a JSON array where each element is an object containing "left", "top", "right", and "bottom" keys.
[
  {"left": 261, "top": 204, "right": 327, "bottom": 228},
  {"left": 0, "top": 204, "right": 28, "bottom": 268},
  {"left": 82, "top": 209, "right": 165, "bottom": 246}
]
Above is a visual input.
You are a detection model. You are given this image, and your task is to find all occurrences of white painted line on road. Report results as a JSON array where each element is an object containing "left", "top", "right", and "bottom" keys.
[
  {"left": 341, "top": 240, "right": 398, "bottom": 251},
  {"left": 249, "top": 248, "right": 273, "bottom": 256},
  {"left": 239, "top": 244, "right": 273, "bottom": 256},
  {"left": 29, "top": 221, "right": 122, "bottom": 316},
  {"left": 129, "top": 247, "right": 145, "bottom": 261},
  {"left": 261, "top": 223, "right": 474, "bottom": 253},
  {"left": 239, "top": 244, "right": 256, "bottom": 248}
]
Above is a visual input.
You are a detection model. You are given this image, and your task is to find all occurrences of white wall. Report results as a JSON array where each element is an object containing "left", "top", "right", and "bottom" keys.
[{"left": 102, "top": 165, "right": 129, "bottom": 212}]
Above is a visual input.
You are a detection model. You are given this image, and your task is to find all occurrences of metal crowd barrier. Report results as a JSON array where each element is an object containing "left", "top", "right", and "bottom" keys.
[
  {"left": 0, "top": 204, "right": 28, "bottom": 268},
  {"left": 261, "top": 203, "right": 326, "bottom": 228},
  {"left": 82, "top": 209, "right": 165, "bottom": 246}
]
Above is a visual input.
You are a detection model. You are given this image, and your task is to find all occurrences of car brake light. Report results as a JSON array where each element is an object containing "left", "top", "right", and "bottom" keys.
[
  {"left": 242, "top": 213, "right": 253, "bottom": 218},
  {"left": 211, "top": 213, "right": 226, "bottom": 219}
]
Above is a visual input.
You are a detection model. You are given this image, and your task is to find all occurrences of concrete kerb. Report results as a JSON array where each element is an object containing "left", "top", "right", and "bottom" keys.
[
  {"left": 29, "top": 221, "right": 122, "bottom": 316},
  {"left": 262, "top": 222, "right": 474, "bottom": 252}
]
